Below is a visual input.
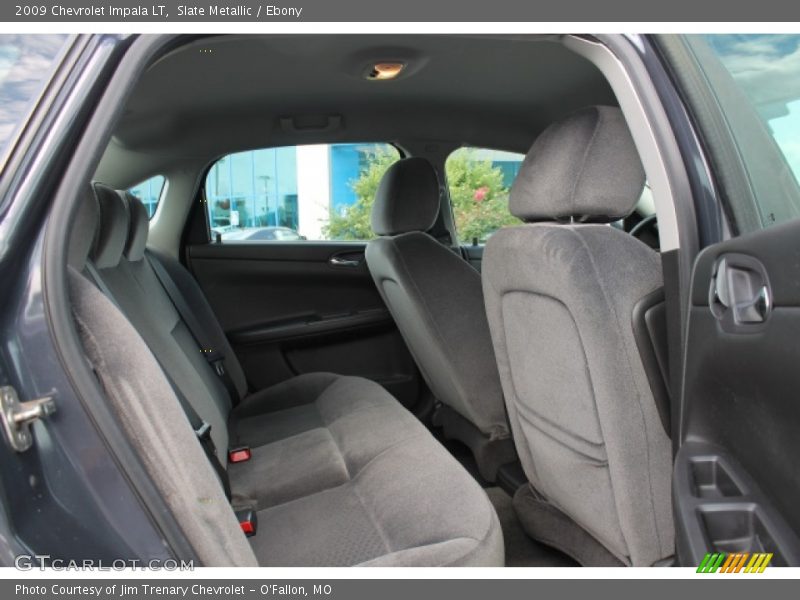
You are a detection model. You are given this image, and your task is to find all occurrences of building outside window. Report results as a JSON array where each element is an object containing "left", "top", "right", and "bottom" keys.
[{"left": 205, "top": 143, "right": 399, "bottom": 241}]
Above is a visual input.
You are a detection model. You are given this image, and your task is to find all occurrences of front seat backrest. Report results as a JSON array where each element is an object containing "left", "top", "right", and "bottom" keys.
[
  {"left": 365, "top": 157, "right": 514, "bottom": 481},
  {"left": 482, "top": 106, "right": 674, "bottom": 565}
]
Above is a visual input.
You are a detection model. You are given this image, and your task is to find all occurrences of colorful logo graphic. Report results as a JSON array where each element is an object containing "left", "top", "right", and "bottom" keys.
[{"left": 697, "top": 552, "right": 773, "bottom": 573}]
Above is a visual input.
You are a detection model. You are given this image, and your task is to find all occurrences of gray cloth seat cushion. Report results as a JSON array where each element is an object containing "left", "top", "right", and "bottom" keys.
[
  {"left": 366, "top": 158, "right": 510, "bottom": 471},
  {"left": 230, "top": 374, "right": 505, "bottom": 566},
  {"left": 69, "top": 269, "right": 258, "bottom": 567},
  {"left": 367, "top": 232, "right": 509, "bottom": 440},
  {"left": 229, "top": 373, "right": 424, "bottom": 508},
  {"left": 483, "top": 224, "right": 673, "bottom": 565},
  {"left": 250, "top": 429, "right": 503, "bottom": 567},
  {"left": 481, "top": 106, "right": 674, "bottom": 566},
  {"left": 68, "top": 184, "right": 505, "bottom": 567}
]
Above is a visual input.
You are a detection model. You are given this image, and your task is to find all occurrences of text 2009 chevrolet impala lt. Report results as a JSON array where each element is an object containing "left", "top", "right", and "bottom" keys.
[{"left": 0, "top": 33, "right": 799, "bottom": 567}]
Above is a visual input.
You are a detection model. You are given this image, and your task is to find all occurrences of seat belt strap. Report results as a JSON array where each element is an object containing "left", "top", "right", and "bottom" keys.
[
  {"left": 84, "top": 261, "right": 232, "bottom": 501},
  {"left": 146, "top": 250, "right": 241, "bottom": 403},
  {"left": 148, "top": 361, "right": 232, "bottom": 501}
]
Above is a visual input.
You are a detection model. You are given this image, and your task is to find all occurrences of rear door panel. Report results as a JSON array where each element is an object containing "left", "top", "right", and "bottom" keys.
[
  {"left": 187, "top": 242, "right": 423, "bottom": 409},
  {"left": 676, "top": 218, "right": 800, "bottom": 566}
]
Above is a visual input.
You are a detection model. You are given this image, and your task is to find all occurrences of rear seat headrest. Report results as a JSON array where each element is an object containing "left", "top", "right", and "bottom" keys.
[
  {"left": 90, "top": 182, "right": 129, "bottom": 269},
  {"left": 510, "top": 105, "right": 645, "bottom": 223},
  {"left": 68, "top": 184, "right": 100, "bottom": 270},
  {"left": 121, "top": 192, "right": 149, "bottom": 262},
  {"left": 370, "top": 157, "right": 440, "bottom": 236}
]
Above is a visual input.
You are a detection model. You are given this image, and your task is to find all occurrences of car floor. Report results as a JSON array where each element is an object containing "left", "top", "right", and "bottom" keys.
[
  {"left": 434, "top": 433, "right": 577, "bottom": 567},
  {"left": 485, "top": 487, "right": 577, "bottom": 567}
]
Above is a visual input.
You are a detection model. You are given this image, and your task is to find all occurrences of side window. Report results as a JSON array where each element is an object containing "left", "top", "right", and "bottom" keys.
[
  {"left": 445, "top": 147, "right": 524, "bottom": 244},
  {"left": 687, "top": 35, "right": 800, "bottom": 231},
  {"left": 127, "top": 175, "right": 166, "bottom": 218},
  {"left": 205, "top": 143, "right": 400, "bottom": 242},
  {"left": 0, "top": 34, "right": 68, "bottom": 170}
]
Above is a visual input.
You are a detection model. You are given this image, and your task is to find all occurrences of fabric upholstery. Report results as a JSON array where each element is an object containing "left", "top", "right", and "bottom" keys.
[
  {"left": 122, "top": 191, "right": 149, "bottom": 262},
  {"left": 231, "top": 374, "right": 429, "bottom": 509},
  {"left": 91, "top": 183, "right": 129, "bottom": 268},
  {"left": 67, "top": 185, "right": 99, "bottom": 269},
  {"left": 513, "top": 484, "right": 623, "bottom": 566},
  {"left": 366, "top": 231, "right": 509, "bottom": 442},
  {"left": 482, "top": 106, "right": 672, "bottom": 566},
  {"left": 250, "top": 432, "right": 503, "bottom": 567},
  {"left": 68, "top": 269, "right": 257, "bottom": 567},
  {"left": 370, "top": 157, "right": 440, "bottom": 235},
  {"left": 483, "top": 222, "right": 674, "bottom": 566},
  {"left": 122, "top": 193, "right": 248, "bottom": 399},
  {"left": 509, "top": 106, "right": 645, "bottom": 222},
  {"left": 91, "top": 188, "right": 232, "bottom": 459},
  {"left": 66, "top": 184, "right": 505, "bottom": 567}
]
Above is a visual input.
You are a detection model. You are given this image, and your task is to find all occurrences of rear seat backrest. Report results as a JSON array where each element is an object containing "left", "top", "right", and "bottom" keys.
[
  {"left": 67, "top": 183, "right": 506, "bottom": 567},
  {"left": 121, "top": 191, "right": 249, "bottom": 402},
  {"left": 88, "top": 183, "right": 231, "bottom": 460},
  {"left": 66, "top": 186, "right": 257, "bottom": 565}
]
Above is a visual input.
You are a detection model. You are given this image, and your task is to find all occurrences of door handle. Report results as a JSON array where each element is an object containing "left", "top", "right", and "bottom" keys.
[
  {"left": 710, "top": 255, "right": 772, "bottom": 327},
  {"left": 329, "top": 256, "right": 361, "bottom": 267},
  {"left": 733, "top": 284, "right": 770, "bottom": 324}
]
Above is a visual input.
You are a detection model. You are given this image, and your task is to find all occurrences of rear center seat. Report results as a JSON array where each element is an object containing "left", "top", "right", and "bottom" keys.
[{"left": 67, "top": 182, "right": 503, "bottom": 567}]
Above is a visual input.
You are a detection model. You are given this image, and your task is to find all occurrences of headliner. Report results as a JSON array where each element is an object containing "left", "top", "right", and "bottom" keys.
[{"left": 100, "top": 34, "right": 616, "bottom": 184}]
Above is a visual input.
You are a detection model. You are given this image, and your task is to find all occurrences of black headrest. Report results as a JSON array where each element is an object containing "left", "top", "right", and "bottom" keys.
[{"left": 370, "top": 157, "right": 440, "bottom": 236}]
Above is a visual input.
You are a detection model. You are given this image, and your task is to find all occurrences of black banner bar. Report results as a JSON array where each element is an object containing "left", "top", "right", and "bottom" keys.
[
  {"left": 1, "top": 0, "right": 799, "bottom": 22},
  {"left": 4, "top": 579, "right": 799, "bottom": 600}
]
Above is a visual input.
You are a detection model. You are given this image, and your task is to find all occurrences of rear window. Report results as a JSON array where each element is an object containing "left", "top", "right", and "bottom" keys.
[
  {"left": 205, "top": 143, "right": 401, "bottom": 242},
  {"left": 445, "top": 147, "right": 524, "bottom": 244},
  {"left": 127, "top": 175, "right": 166, "bottom": 219}
]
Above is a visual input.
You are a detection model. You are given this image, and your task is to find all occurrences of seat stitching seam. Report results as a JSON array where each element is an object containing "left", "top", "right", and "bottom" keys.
[
  {"left": 349, "top": 431, "right": 429, "bottom": 481},
  {"left": 484, "top": 236, "right": 541, "bottom": 483},
  {"left": 513, "top": 406, "right": 608, "bottom": 464},
  {"left": 318, "top": 405, "right": 351, "bottom": 480},
  {"left": 314, "top": 376, "right": 349, "bottom": 428},
  {"left": 567, "top": 226, "right": 664, "bottom": 559},
  {"left": 567, "top": 107, "right": 602, "bottom": 215},
  {"left": 383, "top": 235, "right": 487, "bottom": 428},
  {"left": 498, "top": 287, "right": 611, "bottom": 526},
  {"left": 351, "top": 476, "right": 393, "bottom": 555},
  {"left": 359, "top": 536, "right": 487, "bottom": 566},
  {"left": 249, "top": 432, "right": 426, "bottom": 514}
]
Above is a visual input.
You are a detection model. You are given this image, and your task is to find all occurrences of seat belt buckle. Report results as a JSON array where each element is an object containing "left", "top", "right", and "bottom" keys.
[
  {"left": 228, "top": 446, "right": 252, "bottom": 463},
  {"left": 235, "top": 508, "right": 257, "bottom": 537},
  {"left": 204, "top": 349, "right": 226, "bottom": 375}
]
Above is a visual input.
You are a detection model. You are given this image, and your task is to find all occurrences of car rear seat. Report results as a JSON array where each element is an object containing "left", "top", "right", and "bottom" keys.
[{"left": 65, "top": 182, "right": 504, "bottom": 567}]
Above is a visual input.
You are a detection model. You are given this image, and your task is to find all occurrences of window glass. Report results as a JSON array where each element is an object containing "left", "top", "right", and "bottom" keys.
[
  {"left": 127, "top": 175, "right": 166, "bottom": 219},
  {"left": 205, "top": 143, "right": 400, "bottom": 242},
  {"left": 445, "top": 147, "right": 524, "bottom": 244},
  {"left": 0, "top": 34, "right": 68, "bottom": 169},
  {"left": 690, "top": 35, "right": 800, "bottom": 229}
]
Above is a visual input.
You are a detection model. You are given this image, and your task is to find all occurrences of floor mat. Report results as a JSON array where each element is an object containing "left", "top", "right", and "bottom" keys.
[
  {"left": 432, "top": 430, "right": 491, "bottom": 487},
  {"left": 486, "top": 487, "right": 578, "bottom": 567}
]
